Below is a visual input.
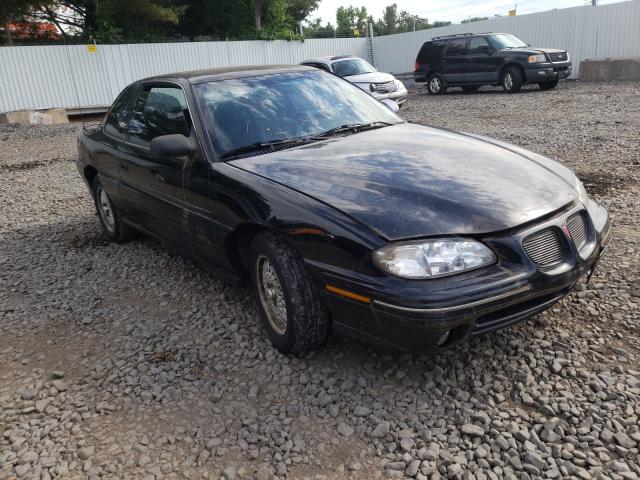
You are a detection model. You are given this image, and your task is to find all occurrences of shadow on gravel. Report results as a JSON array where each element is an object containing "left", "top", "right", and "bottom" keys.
[
  {"left": 577, "top": 170, "right": 631, "bottom": 196},
  {"left": 0, "top": 157, "right": 73, "bottom": 173}
]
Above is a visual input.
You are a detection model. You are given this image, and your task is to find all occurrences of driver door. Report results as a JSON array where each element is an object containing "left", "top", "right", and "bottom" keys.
[{"left": 118, "top": 83, "right": 194, "bottom": 247}]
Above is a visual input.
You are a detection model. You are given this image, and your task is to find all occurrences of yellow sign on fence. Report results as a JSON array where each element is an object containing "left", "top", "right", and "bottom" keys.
[
  {"left": 86, "top": 44, "right": 97, "bottom": 53},
  {"left": 508, "top": 9, "right": 517, "bottom": 16}
]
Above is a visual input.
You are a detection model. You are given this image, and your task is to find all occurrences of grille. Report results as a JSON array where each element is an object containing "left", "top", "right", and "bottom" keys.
[
  {"left": 567, "top": 213, "right": 587, "bottom": 250},
  {"left": 371, "top": 81, "right": 397, "bottom": 93},
  {"left": 523, "top": 228, "right": 565, "bottom": 268},
  {"left": 548, "top": 51, "right": 568, "bottom": 63}
]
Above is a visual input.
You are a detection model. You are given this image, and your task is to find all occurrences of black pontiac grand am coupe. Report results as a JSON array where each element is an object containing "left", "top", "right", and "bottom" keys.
[{"left": 77, "top": 65, "right": 611, "bottom": 354}]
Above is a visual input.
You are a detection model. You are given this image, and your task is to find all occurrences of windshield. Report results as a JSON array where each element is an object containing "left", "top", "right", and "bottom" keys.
[
  {"left": 489, "top": 34, "right": 527, "bottom": 49},
  {"left": 194, "top": 70, "right": 401, "bottom": 159},
  {"left": 332, "top": 58, "right": 376, "bottom": 77}
]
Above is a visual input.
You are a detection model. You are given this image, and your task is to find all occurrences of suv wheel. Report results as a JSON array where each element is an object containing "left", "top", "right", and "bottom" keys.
[
  {"left": 427, "top": 74, "right": 446, "bottom": 95},
  {"left": 538, "top": 79, "right": 559, "bottom": 90},
  {"left": 502, "top": 67, "right": 523, "bottom": 93},
  {"left": 249, "top": 232, "right": 329, "bottom": 355}
]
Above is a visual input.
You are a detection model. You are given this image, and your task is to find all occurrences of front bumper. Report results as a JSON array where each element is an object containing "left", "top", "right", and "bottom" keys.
[
  {"left": 370, "top": 87, "right": 408, "bottom": 105},
  {"left": 314, "top": 201, "right": 610, "bottom": 351},
  {"left": 525, "top": 61, "right": 572, "bottom": 82}
]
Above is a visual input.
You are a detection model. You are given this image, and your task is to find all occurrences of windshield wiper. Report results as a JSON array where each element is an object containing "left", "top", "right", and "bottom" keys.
[
  {"left": 220, "top": 122, "right": 396, "bottom": 159},
  {"left": 220, "top": 138, "right": 302, "bottom": 159},
  {"left": 315, "top": 121, "right": 394, "bottom": 138}
]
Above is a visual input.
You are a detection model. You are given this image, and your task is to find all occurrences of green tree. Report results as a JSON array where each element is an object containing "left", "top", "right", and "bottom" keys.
[
  {"left": 302, "top": 17, "right": 335, "bottom": 38},
  {"left": 461, "top": 16, "right": 488, "bottom": 23},
  {"left": 0, "top": 0, "right": 43, "bottom": 45},
  {"left": 286, "top": 0, "right": 320, "bottom": 24},
  {"left": 336, "top": 5, "right": 368, "bottom": 36},
  {"left": 396, "top": 10, "right": 429, "bottom": 32},
  {"left": 375, "top": 3, "right": 397, "bottom": 35},
  {"left": 27, "top": 0, "right": 186, "bottom": 42}
]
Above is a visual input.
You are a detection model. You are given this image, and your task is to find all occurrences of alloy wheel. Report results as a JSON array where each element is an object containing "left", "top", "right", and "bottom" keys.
[
  {"left": 97, "top": 187, "right": 115, "bottom": 233},
  {"left": 429, "top": 77, "right": 441, "bottom": 93},
  {"left": 256, "top": 255, "right": 288, "bottom": 335},
  {"left": 504, "top": 73, "right": 513, "bottom": 90}
]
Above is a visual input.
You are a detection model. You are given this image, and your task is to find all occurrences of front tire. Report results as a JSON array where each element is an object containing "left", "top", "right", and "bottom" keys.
[
  {"left": 92, "top": 177, "right": 135, "bottom": 243},
  {"left": 539, "top": 79, "right": 559, "bottom": 90},
  {"left": 426, "top": 74, "right": 446, "bottom": 95},
  {"left": 249, "top": 232, "right": 329, "bottom": 355},
  {"left": 502, "top": 67, "right": 523, "bottom": 93}
]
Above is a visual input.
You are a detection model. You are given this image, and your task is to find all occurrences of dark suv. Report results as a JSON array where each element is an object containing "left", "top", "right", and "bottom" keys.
[{"left": 414, "top": 32, "right": 572, "bottom": 94}]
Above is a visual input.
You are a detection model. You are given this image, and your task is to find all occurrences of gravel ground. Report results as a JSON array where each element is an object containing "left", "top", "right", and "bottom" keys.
[{"left": 1, "top": 80, "right": 639, "bottom": 480}]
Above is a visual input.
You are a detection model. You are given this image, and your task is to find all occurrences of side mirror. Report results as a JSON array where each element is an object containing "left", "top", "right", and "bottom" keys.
[
  {"left": 380, "top": 98, "right": 400, "bottom": 113},
  {"left": 150, "top": 134, "right": 196, "bottom": 160}
]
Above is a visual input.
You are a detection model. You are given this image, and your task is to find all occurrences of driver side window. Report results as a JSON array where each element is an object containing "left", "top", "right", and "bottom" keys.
[
  {"left": 469, "top": 37, "right": 491, "bottom": 55},
  {"left": 128, "top": 85, "right": 191, "bottom": 148}
]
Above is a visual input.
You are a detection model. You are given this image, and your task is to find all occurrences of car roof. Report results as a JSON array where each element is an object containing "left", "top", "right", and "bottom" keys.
[{"left": 141, "top": 64, "right": 316, "bottom": 84}]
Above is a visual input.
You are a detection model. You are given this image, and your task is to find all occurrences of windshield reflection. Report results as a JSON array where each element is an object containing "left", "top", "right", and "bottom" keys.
[
  {"left": 332, "top": 58, "right": 376, "bottom": 77},
  {"left": 194, "top": 70, "right": 401, "bottom": 159},
  {"left": 489, "top": 34, "right": 527, "bottom": 49}
]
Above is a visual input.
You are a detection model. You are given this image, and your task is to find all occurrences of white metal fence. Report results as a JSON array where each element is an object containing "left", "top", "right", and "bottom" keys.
[
  {"left": 0, "top": 0, "right": 639, "bottom": 113},
  {"left": 0, "top": 38, "right": 368, "bottom": 113},
  {"left": 373, "top": 0, "right": 640, "bottom": 78}
]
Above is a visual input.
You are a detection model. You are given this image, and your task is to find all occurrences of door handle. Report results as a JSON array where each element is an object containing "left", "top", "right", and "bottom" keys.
[{"left": 153, "top": 172, "right": 165, "bottom": 182}]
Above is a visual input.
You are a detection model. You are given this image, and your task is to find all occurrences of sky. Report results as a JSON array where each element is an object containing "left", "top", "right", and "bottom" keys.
[{"left": 309, "top": 0, "right": 623, "bottom": 26}]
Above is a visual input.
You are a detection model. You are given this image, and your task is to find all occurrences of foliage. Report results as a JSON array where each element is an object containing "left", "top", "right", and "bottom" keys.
[
  {"left": 461, "top": 16, "right": 489, "bottom": 23},
  {"left": 4, "top": 0, "right": 459, "bottom": 44},
  {"left": 0, "top": 0, "right": 42, "bottom": 45},
  {"left": 335, "top": 5, "right": 370, "bottom": 36},
  {"left": 373, "top": 3, "right": 447, "bottom": 35}
]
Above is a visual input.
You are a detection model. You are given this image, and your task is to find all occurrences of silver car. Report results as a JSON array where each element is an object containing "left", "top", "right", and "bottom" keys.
[{"left": 300, "top": 55, "right": 408, "bottom": 106}]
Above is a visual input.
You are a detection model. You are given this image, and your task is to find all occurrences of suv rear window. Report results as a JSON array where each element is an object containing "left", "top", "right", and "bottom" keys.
[
  {"left": 417, "top": 41, "right": 446, "bottom": 63},
  {"left": 446, "top": 38, "right": 468, "bottom": 56}
]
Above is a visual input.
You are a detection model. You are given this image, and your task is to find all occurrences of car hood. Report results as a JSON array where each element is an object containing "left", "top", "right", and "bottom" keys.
[
  {"left": 231, "top": 123, "right": 578, "bottom": 241},
  {"left": 500, "top": 47, "right": 566, "bottom": 55},
  {"left": 343, "top": 71, "right": 396, "bottom": 84}
]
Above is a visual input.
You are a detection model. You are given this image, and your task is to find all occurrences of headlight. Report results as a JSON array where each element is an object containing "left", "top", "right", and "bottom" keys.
[
  {"left": 576, "top": 179, "right": 589, "bottom": 204},
  {"left": 528, "top": 54, "right": 547, "bottom": 63},
  {"left": 396, "top": 80, "right": 405, "bottom": 90},
  {"left": 373, "top": 239, "right": 496, "bottom": 279}
]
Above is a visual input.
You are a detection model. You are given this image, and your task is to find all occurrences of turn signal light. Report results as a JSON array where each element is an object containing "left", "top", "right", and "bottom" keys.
[{"left": 325, "top": 285, "right": 371, "bottom": 303}]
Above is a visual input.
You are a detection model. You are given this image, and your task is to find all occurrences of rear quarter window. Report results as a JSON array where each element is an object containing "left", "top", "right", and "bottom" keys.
[
  {"left": 104, "top": 85, "right": 136, "bottom": 139},
  {"left": 417, "top": 42, "right": 445, "bottom": 63}
]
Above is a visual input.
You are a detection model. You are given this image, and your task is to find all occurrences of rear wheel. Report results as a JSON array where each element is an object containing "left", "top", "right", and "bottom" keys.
[
  {"left": 249, "top": 232, "right": 329, "bottom": 355},
  {"left": 426, "top": 74, "right": 446, "bottom": 95},
  {"left": 462, "top": 85, "right": 480, "bottom": 93},
  {"left": 92, "top": 177, "right": 135, "bottom": 243},
  {"left": 538, "top": 79, "right": 559, "bottom": 90},
  {"left": 502, "top": 67, "right": 523, "bottom": 93}
]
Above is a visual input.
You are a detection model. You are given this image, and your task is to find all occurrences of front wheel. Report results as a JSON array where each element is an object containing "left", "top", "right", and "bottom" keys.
[
  {"left": 502, "top": 67, "right": 523, "bottom": 93},
  {"left": 249, "top": 232, "right": 329, "bottom": 355},
  {"left": 539, "top": 80, "right": 559, "bottom": 90},
  {"left": 426, "top": 74, "right": 446, "bottom": 95}
]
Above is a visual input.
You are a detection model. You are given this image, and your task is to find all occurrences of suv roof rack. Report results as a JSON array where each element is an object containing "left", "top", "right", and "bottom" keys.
[
  {"left": 431, "top": 32, "right": 493, "bottom": 41},
  {"left": 431, "top": 33, "right": 473, "bottom": 41}
]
